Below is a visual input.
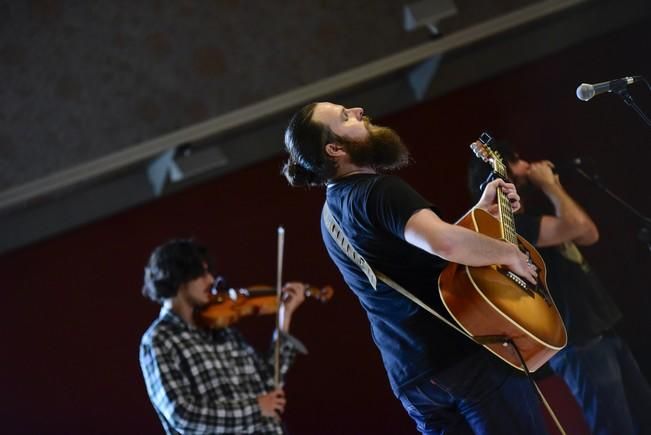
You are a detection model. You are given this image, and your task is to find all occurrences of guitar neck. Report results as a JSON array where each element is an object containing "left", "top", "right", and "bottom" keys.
[
  {"left": 492, "top": 159, "right": 518, "bottom": 245},
  {"left": 497, "top": 189, "right": 518, "bottom": 244}
]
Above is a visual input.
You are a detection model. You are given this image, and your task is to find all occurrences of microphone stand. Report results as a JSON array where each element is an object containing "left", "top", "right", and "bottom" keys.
[
  {"left": 573, "top": 166, "right": 651, "bottom": 252},
  {"left": 614, "top": 77, "right": 651, "bottom": 127}
]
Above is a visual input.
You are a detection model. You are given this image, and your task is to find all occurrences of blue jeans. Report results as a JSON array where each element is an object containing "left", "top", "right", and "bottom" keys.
[
  {"left": 398, "top": 351, "right": 548, "bottom": 435},
  {"left": 549, "top": 333, "right": 651, "bottom": 435}
]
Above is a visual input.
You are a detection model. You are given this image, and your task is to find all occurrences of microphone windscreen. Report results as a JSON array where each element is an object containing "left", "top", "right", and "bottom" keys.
[{"left": 576, "top": 83, "right": 594, "bottom": 101}]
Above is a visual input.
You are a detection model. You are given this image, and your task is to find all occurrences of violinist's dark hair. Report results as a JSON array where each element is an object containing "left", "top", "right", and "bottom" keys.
[
  {"left": 282, "top": 103, "right": 339, "bottom": 187},
  {"left": 142, "top": 239, "right": 213, "bottom": 303}
]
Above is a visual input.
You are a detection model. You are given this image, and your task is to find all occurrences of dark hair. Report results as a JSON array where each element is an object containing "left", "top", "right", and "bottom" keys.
[
  {"left": 282, "top": 103, "right": 338, "bottom": 187},
  {"left": 467, "top": 141, "right": 518, "bottom": 202},
  {"left": 142, "top": 239, "right": 213, "bottom": 303}
]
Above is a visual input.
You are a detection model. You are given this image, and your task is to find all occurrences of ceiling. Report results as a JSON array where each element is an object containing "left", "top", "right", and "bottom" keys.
[{"left": 1, "top": 0, "right": 649, "bottom": 253}]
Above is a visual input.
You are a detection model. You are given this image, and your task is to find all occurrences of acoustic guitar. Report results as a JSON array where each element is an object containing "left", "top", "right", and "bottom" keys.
[{"left": 438, "top": 133, "right": 567, "bottom": 372}]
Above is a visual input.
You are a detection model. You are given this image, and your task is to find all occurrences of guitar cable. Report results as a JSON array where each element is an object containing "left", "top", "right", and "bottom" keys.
[{"left": 507, "top": 339, "right": 567, "bottom": 435}]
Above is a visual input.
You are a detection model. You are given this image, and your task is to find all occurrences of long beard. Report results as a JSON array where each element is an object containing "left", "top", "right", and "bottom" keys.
[{"left": 340, "top": 122, "right": 410, "bottom": 171}]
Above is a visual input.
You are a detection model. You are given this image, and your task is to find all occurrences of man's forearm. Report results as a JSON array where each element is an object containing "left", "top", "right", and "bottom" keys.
[
  {"left": 541, "top": 182, "right": 599, "bottom": 244},
  {"left": 438, "top": 224, "right": 518, "bottom": 267},
  {"left": 405, "top": 209, "right": 519, "bottom": 267}
]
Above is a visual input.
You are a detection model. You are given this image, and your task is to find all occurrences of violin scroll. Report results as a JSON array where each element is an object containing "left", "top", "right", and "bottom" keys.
[{"left": 304, "top": 285, "right": 334, "bottom": 303}]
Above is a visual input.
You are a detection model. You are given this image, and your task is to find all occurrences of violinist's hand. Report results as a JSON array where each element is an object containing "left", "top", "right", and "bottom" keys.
[
  {"left": 475, "top": 178, "right": 521, "bottom": 220},
  {"left": 258, "top": 388, "right": 286, "bottom": 420},
  {"left": 278, "top": 282, "right": 306, "bottom": 332}
]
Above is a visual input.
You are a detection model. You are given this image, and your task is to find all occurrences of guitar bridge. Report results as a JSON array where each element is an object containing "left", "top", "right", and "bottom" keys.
[
  {"left": 505, "top": 271, "right": 535, "bottom": 297},
  {"left": 502, "top": 270, "right": 553, "bottom": 306}
]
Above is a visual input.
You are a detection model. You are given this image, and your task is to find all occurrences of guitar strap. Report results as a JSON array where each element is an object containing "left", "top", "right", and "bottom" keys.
[{"left": 322, "top": 201, "right": 567, "bottom": 435}]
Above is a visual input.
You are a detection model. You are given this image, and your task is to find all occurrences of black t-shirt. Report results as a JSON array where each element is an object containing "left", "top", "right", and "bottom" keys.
[
  {"left": 322, "top": 174, "right": 479, "bottom": 394},
  {"left": 516, "top": 214, "right": 622, "bottom": 345}
]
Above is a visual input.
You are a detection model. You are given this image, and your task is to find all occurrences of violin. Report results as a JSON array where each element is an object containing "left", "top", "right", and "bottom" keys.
[{"left": 196, "top": 283, "right": 334, "bottom": 329}]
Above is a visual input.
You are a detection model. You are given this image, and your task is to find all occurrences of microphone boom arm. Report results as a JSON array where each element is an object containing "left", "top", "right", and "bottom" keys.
[
  {"left": 574, "top": 166, "right": 651, "bottom": 252},
  {"left": 615, "top": 87, "right": 651, "bottom": 128}
]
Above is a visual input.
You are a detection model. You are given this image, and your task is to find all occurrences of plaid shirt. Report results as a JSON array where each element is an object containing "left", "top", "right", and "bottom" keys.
[{"left": 140, "top": 306, "right": 306, "bottom": 434}]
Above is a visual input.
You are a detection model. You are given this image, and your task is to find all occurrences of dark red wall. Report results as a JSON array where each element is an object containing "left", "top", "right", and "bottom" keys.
[{"left": 2, "top": 19, "right": 650, "bottom": 435}]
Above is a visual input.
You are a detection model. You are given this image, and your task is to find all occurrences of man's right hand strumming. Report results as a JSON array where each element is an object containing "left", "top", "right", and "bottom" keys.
[{"left": 504, "top": 243, "right": 538, "bottom": 285}]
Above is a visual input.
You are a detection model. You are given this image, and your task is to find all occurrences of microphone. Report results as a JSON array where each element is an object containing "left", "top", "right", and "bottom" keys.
[{"left": 576, "top": 76, "right": 642, "bottom": 101}]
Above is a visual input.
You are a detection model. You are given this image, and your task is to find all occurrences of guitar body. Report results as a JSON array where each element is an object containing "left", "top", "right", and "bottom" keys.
[{"left": 439, "top": 208, "right": 567, "bottom": 372}]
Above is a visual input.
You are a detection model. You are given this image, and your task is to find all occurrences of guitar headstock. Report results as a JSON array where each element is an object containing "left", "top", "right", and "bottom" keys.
[{"left": 470, "top": 132, "right": 506, "bottom": 177}]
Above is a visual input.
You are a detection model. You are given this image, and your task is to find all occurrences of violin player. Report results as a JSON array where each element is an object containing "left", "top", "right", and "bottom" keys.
[{"left": 139, "top": 238, "right": 308, "bottom": 435}]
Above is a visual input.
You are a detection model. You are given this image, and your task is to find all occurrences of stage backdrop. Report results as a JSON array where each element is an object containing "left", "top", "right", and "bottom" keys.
[{"left": 2, "top": 18, "right": 650, "bottom": 435}]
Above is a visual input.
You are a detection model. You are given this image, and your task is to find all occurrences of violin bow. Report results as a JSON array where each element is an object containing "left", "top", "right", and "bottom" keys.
[{"left": 274, "top": 226, "right": 285, "bottom": 388}]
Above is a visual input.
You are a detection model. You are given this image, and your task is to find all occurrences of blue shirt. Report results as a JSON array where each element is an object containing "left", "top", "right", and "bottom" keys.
[{"left": 322, "top": 174, "right": 478, "bottom": 394}]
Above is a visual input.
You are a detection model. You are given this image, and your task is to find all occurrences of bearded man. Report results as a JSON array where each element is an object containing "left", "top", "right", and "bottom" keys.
[{"left": 281, "top": 102, "right": 548, "bottom": 435}]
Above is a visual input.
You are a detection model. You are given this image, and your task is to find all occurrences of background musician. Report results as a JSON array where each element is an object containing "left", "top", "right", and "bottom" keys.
[
  {"left": 139, "top": 239, "right": 307, "bottom": 435},
  {"left": 468, "top": 142, "right": 651, "bottom": 434},
  {"left": 282, "top": 102, "right": 548, "bottom": 434}
]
